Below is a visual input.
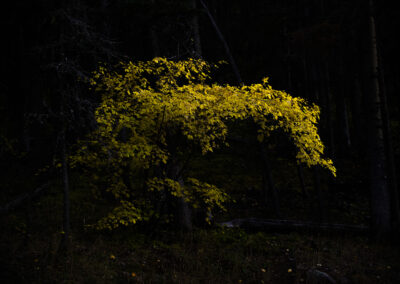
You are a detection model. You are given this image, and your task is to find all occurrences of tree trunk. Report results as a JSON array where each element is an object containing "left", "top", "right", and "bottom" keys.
[
  {"left": 261, "top": 172, "right": 269, "bottom": 205},
  {"left": 297, "top": 164, "right": 308, "bottom": 198},
  {"left": 60, "top": 127, "right": 71, "bottom": 249},
  {"left": 188, "top": 0, "right": 202, "bottom": 58},
  {"left": 337, "top": 41, "right": 353, "bottom": 155},
  {"left": 150, "top": 0, "right": 160, "bottom": 57},
  {"left": 377, "top": 33, "right": 400, "bottom": 231},
  {"left": 352, "top": 73, "right": 364, "bottom": 152},
  {"left": 309, "top": 62, "right": 328, "bottom": 222},
  {"left": 336, "top": 71, "right": 352, "bottom": 155},
  {"left": 260, "top": 144, "right": 281, "bottom": 218},
  {"left": 324, "top": 64, "right": 335, "bottom": 159},
  {"left": 199, "top": 0, "right": 243, "bottom": 85},
  {"left": 177, "top": 175, "right": 192, "bottom": 231},
  {"left": 313, "top": 167, "right": 327, "bottom": 223},
  {"left": 284, "top": 23, "right": 307, "bottom": 199},
  {"left": 366, "top": 0, "right": 391, "bottom": 238},
  {"left": 169, "top": 160, "right": 192, "bottom": 231}
]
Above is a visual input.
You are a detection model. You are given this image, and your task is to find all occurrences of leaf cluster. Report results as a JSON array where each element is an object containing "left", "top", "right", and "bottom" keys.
[{"left": 71, "top": 58, "right": 335, "bottom": 230}]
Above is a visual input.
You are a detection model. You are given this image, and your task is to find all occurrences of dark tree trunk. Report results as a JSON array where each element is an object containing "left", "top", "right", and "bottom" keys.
[
  {"left": 284, "top": 22, "right": 308, "bottom": 199},
  {"left": 150, "top": 0, "right": 160, "bottom": 57},
  {"left": 366, "top": 0, "right": 391, "bottom": 238},
  {"left": 188, "top": 0, "right": 202, "bottom": 58},
  {"left": 313, "top": 167, "right": 327, "bottom": 222},
  {"left": 177, "top": 175, "right": 192, "bottom": 231},
  {"left": 337, "top": 38, "right": 354, "bottom": 154},
  {"left": 377, "top": 35, "right": 400, "bottom": 231},
  {"left": 199, "top": 0, "right": 242, "bottom": 85},
  {"left": 169, "top": 160, "right": 192, "bottom": 231},
  {"left": 60, "top": 127, "right": 71, "bottom": 249},
  {"left": 324, "top": 64, "right": 335, "bottom": 159},
  {"left": 352, "top": 73, "right": 364, "bottom": 152},
  {"left": 297, "top": 164, "right": 308, "bottom": 198},
  {"left": 260, "top": 144, "right": 281, "bottom": 218},
  {"left": 336, "top": 60, "right": 352, "bottom": 154}
]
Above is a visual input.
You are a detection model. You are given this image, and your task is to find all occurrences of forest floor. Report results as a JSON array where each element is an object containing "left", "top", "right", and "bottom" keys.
[
  {"left": 1, "top": 223, "right": 399, "bottom": 283},
  {"left": 1, "top": 150, "right": 399, "bottom": 283}
]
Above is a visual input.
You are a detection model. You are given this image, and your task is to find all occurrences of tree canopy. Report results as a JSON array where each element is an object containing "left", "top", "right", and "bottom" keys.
[{"left": 71, "top": 57, "right": 335, "bottom": 230}]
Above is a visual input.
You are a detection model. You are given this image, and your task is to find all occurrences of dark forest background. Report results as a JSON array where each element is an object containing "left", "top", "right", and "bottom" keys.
[{"left": 1, "top": 0, "right": 400, "bottom": 283}]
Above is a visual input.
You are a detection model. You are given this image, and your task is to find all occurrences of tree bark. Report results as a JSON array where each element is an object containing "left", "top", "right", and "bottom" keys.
[{"left": 366, "top": 0, "right": 391, "bottom": 238}]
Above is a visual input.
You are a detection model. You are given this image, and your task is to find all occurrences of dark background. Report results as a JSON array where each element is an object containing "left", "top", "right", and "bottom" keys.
[{"left": 1, "top": 0, "right": 399, "bottom": 283}]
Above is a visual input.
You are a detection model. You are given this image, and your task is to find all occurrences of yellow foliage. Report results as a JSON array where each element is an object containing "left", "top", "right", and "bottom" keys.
[{"left": 71, "top": 57, "right": 335, "bottom": 230}]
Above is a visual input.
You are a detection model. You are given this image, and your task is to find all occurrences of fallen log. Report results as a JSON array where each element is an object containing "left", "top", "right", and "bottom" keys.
[
  {"left": 0, "top": 182, "right": 51, "bottom": 215},
  {"left": 218, "top": 218, "right": 369, "bottom": 234}
]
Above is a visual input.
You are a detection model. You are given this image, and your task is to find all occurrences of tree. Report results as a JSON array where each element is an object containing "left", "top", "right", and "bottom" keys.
[
  {"left": 71, "top": 57, "right": 335, "bottom": 230},
  {"left": 366, "top": 0, "right": 392, "bottom": 238}
]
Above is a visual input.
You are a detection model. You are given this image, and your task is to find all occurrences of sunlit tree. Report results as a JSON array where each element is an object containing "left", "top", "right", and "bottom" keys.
[{"left": 71, "top": 57, "right": 335, "bottom": 230}]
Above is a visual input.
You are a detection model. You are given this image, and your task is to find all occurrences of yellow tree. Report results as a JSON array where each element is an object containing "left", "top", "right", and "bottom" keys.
[{"left": 71, "top": 57, "right": 335, "bottom": 230}]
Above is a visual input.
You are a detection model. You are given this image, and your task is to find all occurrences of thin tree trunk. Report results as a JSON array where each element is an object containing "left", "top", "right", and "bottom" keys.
[
  {"left": 336, "top": 59, "right": 352, "bottom": 154},
  {"left": 261, "top": 172, "right": 269, "bottom": 206},
  {"left": 313, "top": 167, "right": 326, "bottom": 222},
  {"left": 284, "top": 21, "right": 308, "bottom": 199},
  {"left": 23, "top": 199, "right": 33, "bottom": 246},
  {"left": 150, "top": 0, "right": 160, "bottom": 57},
  {"left": 324, "top": 64, "right": 335, "bottom": 158},
  {"left": 60, "top": 127, "right": 71, "bottom": 249},
  {"left": 188, "top": 0, "right": 202, "bottom": 58},
  {"left": 336, "top": 95, "right": 351, "bottom": 154},
  {"left": 366, "top": 0, "right": 391, "bottom": 238},
  {"left": 343, "top": 96, "right": 351, "bottom": 151},
  {"left": 377, "top": 37, "right": 400, "bottom": 230},
  {"left": 353, "top": 73, "right": 364, "bottom": 151},
  {"left": 169, "top": 160, "right": 192, "bottom": 231},
  {"left": 337, "top": 97, "right": 352, "bottom": 154},
  {"left": 309, "top": 61, "right": 327, "bottom": 222},
  {"left": 199, "top": 0, "right": 243, "bottom": 85},
  {"left": 177, "top": 175, "right": 192, "bottom": 231},
  {"left": 297, "top": 164, "right": 308, "bottom": 198},
  {"left": 260, "top": 144, "right": 281, "bottom": 218}
]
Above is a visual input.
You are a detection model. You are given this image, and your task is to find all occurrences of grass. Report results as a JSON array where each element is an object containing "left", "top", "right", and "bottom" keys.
[{"left": 1, "top": 220, "right": 399, "bottom": 283}]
